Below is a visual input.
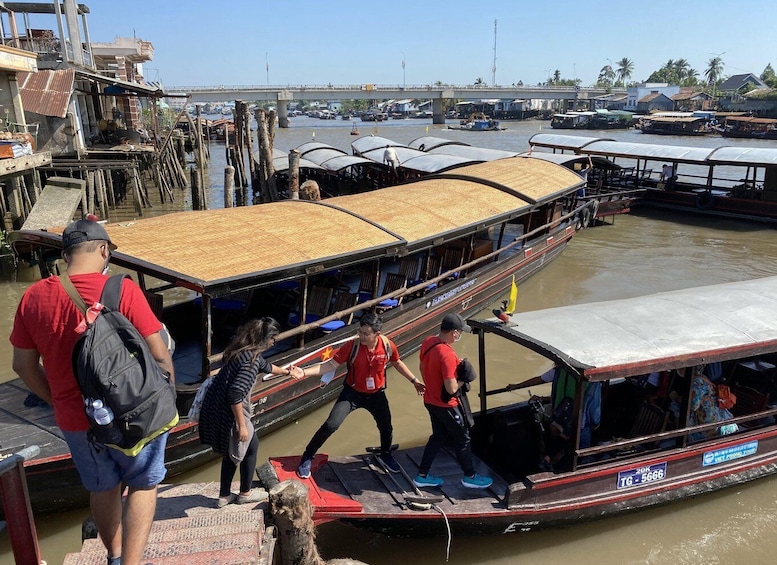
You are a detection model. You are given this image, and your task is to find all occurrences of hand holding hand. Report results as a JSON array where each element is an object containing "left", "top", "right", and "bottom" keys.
[{"left": 289, "top": 365, "right": 305, "bottom": 379}]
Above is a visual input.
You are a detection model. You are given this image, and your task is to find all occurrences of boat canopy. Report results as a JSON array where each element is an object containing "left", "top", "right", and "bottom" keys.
[
  {"left": 351, "top": 136, "right": 403, "bottom": 155},
  {"left": 645, "top": 116, "right": 704, "bottom": 123},
  {"left": 707, "top": 147, "right": 777, "bottom": 167},
  {"left": 12, "top": 159, "right": 581, "bottom": 294},
  {"left": 397, "top": 153, "right": 479, "bottom": 173},
  {"left": 268, "top": 148, "right": 322, "bottom": 172},
  {"left": 526, "top": 152, "right": 612, "bottom": 169},
  {"left": 427, "top": 145, "right": 519, "bottom": 162},
  {"left": 295, "top": 142, "right": 343, "bottom": 156},
  {"left": 581, "top": 140, "right": 714, "bottom": 164},
  {"left": 470, "top": 277, "right": 777, "bottom": 382},
  {"left": 408, "top": 136, "right": 469, "bottom": 151},
  {"left": 528, "top": 133, "right": 612, "bottom": 151},
  {"left": 290, "top": 143, "right": 375, "bottom": 172}
]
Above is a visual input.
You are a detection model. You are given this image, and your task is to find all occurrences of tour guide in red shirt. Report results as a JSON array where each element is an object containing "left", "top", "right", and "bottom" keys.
[
  {"left": 10, "top": 218, "right": 174, "bottom": 565},
  {"left": 296, "top": 312, "right": 424, "bottom": 479},
  {"left": 413, "top": 313, "right": 493, "bottom": 489}
]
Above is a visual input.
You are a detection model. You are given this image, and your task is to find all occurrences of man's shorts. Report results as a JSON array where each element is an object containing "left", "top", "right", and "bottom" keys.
[{"left": 63, "top": 430, "right": 168, "bottom": 492}]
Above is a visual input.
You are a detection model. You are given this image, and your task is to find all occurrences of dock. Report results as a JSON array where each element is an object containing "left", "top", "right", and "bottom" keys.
[{"left": 63, "top": 482, "right": 275, "bottom": 565}]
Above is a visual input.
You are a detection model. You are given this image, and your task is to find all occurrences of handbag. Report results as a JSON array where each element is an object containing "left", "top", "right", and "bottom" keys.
[{"left": 187, "top": 377, "right": 214, "bottom": 422}]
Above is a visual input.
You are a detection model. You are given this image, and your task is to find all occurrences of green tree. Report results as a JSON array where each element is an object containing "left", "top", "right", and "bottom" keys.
[
  {"left": 474, "top": 77, "right": 485, "bottom": 86},
  {"left": 704, "top": 56, "right": 725, "bottom": 86},
  {"left": 597, "top": 65, "right": 616, "bottom": 88},
  {"left": 615, "top": 57, "right": 634, "bottom": 86},
  {"left": 761, "top": 63, "right": 777, "bottom": 88}
]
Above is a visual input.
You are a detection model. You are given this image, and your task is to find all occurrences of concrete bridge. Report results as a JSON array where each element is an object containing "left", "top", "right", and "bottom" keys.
[{"left": 166, "top": 84, "right": 625, "bottom": 127}]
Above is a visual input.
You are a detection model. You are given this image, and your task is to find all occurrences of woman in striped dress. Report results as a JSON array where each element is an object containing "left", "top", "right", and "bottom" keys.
[{"left": 199, "top": 317, "right": 303, "bottom": 507}]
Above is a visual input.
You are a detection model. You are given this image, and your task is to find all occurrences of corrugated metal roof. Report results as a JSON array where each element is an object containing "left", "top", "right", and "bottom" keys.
[
  {"left": 408, "top": 136, "right": 469, "bottom": 151},
  {"left": 583, "top": 141, "right": 715, "bottom": 163},
  {"left": 428, "top": 145, "right": 518, "bottom": 161},
  {"left": 472, "top": 277, "right": 777, "bottom": 381},
  {"left": 707, "top": 147, "right": 777, "bottom": 166},
  {"left": 18, "top": 69, "right": 74, "bottom": 118},
  {"left": 529, "top": 133, "right": 611, "bottom": 150},
  {"left": 74, "top": 70, "right": 163, "bottom": 96}
]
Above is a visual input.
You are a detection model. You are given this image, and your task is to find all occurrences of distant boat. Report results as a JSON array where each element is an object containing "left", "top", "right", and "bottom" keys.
[{"left": 448, "top": 112, "right": 504, "bottom": 131}]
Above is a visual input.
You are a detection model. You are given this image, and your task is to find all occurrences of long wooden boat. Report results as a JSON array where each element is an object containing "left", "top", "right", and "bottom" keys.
[
  {"left": 638, "top": 116, "right": 711, "bottom": 136},
  {"left": 4, "top": 157, "right": 587, "bottom": 515},
  {"left": 719, "top": 116, "right": 777, "bottom": 140},
  {"left": 529, "top": 133, "right": 777, "bottom": 223},
  {"left": 268, "top": 277, "right": 777, "bottom": 536}
]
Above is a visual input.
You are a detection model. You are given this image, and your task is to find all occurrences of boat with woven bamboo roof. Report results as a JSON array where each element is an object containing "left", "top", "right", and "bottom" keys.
[{"left": 6, "top": 157, "right": 589, "bottom": 514}]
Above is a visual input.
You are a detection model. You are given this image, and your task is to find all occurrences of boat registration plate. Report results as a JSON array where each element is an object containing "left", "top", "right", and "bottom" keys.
[{"left": 617, "top": 462, "right": 667, "bottom": 489}]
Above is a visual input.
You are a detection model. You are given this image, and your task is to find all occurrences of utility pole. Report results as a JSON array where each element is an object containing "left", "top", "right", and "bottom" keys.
[
  {"left": 492, "top": 19, "right": 497, "bottom": 86},
  {"left": 265, "top": 52, "right": 269, "bottom": 86},
  {"left": 402, "top": 51, "right": 406, "bottom": 89}
]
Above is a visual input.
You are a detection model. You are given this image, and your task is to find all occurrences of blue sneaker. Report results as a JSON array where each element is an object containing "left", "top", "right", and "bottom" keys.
[
  {"left": 297, "top": 457, "right": 312, "bottom": 479},
  {"left": 461, "top": 473, "right": 492, "bottom": 489},
  {"left": 413, "top": 474, "right": 444, "bottom": 488},
  {"left": 377, "top": 452, "right": 401, "bottom": 473}
]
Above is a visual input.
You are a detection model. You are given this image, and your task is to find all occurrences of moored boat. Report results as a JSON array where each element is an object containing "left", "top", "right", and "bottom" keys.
[
  {"left": 719, "top": 116, "right": 777, "bottom": 140},
  {"left": 6, "top": 157, "right": 587, "bottom": 515},
  {"left": 268, "top": 277, "right": 777, "bottom": 536}
]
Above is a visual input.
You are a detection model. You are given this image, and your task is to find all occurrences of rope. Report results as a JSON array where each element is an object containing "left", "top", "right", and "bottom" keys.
[{"left": 432, "top": 503, "right": 452, "bottom": 562}]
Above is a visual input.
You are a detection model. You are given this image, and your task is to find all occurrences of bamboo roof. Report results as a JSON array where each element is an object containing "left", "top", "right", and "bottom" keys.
[{"left": 13, "top": 158, "right": 581, "bottom": 294}]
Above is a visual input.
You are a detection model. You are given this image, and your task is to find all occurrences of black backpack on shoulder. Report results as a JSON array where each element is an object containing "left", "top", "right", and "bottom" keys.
[{"left": 60, "top": 273, "right": 179, "bottom": 456}]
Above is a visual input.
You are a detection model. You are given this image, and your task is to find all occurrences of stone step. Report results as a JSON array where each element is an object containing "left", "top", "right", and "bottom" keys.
[{"left": 64, "top": 531, "right": 261, "bottom": 565}]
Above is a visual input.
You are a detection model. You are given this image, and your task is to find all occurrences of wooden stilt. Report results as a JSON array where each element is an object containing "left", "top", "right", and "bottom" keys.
[{"left": 224, "top": 166, "right": 235, "bottom": 208}]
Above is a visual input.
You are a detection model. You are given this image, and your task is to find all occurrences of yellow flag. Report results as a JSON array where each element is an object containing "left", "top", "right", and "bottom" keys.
[{"left": 506, "top": 275, "right": 518, "bottom": 314}]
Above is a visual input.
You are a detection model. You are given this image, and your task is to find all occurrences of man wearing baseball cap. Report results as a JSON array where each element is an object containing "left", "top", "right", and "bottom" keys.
[
  {"left": 413, "top": 313, "right": 492, "bottom": 489},
  {"left": 10, "top": 216, "right": 174, "bottom": 565}
]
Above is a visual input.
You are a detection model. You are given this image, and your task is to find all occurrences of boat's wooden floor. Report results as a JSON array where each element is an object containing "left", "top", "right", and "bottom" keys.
[
  {"left": 278, "top": 446, "right": 509, "bottom": 517},
  {"left": 0, "top": 378, "right": 66, "bottom": 460}
]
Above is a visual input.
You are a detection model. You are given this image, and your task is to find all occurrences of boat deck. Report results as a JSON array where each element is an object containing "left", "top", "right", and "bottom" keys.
[
  {"left": 271, "top": 445, "right": 509, "bottom": 519},
  {"left": 0, "top": 378, "right": 65, "bottom": 460}
]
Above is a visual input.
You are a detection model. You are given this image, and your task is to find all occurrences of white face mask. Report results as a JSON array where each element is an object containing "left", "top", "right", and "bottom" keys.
[
  {"left": 102, "top": 246, "right": 111, "bottom": 275},
  {"left": 454, "top": 331, "right": 462, "bottom": 343}
]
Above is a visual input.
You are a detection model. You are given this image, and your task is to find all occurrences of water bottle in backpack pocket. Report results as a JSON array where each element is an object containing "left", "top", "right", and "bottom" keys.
[{"left": 86, "top": 398, "right": 124, "bottom": 445}]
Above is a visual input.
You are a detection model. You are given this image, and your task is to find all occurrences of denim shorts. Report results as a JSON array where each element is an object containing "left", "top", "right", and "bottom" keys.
[{"left": 63, "top": 430, "right": 168, "bottom": 492}]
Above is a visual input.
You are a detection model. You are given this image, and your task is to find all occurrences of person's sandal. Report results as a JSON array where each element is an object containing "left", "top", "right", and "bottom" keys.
[{"left": 236, "top": 490, "right": 268, "bottom": 504}]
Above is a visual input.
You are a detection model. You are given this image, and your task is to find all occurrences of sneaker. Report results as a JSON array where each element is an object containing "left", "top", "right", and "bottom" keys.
[
  {"left": 107, "top": 557, "right": 122, "bottom": 565},
  {"left": 236, "top": 489, "right": 269, "bottom": 505},
  {"left": 461, "top": 473, "right": 493, "bottom": 489},
  {"left": 297, "top": 457, "right": 312, "bottom": 479},
  {"left": 413, "top": 473, "right": 444, "bottom": 488},
  {"left": 216, "top": 493, "right": 237, "bottom": 508},
  {"left": 377, "top": 452, "right": 401, "bottom": 473}
]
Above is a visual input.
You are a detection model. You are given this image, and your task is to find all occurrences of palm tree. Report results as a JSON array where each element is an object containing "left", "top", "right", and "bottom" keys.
[
  {"left": 616, "top": 58, "right": 634, "bottom": 85},
  {"left": 705, "top": 56, "right": 724, "bottom": 86},
  {"left": 597, "top": 65, "right": 616, "bottom": 88},
  {"left": 552, "top": 69, "right": 561, "bottom": 84},
  {"left": 673, "top": 59, "right": 690, "bottom": 82}
]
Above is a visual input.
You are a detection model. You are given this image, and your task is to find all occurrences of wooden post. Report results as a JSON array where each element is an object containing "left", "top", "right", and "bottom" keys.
[
  {"left": 190, "top": 165, "right": 200, "bottom": 210},
  {"left": 130, "top": 168, "right": 144, "bottom": 216},
  {"left": 289, "top": 149, "right": 300, "bottom": 200},
  {"left": 224, "top": 166, "right": 235, "bottom": 208},
  {"left": 86, "top": 171, "right": 96, "bottom": 216},
  {"left": 269, "top": 480, "right": 325, "bottom": 565}
]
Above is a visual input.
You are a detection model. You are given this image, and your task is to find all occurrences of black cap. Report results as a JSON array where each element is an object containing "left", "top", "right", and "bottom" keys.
[
  {"left": 62, "top": 218, "right": 117, "bottom": 250},
  {"left": 440, "top": 313, "right": 471, "bottom": 333}
]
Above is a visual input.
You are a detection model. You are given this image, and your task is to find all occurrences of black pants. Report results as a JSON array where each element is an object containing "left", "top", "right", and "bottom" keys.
[
  {"left": 219, "top": 433, "right": 258, "bottom": 496},
  {"left": 418, "top": 403, "right": 474, "bottom": 477},
  {"left": 303, "top": 385, "right": 392, "bottom": 459}
]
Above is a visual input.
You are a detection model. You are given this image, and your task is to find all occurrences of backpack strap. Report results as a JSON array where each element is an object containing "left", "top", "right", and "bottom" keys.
[
  {"left": 420, "top": 338, "right": 445, "bottom": 360},
  {"left": 59, "top": 271, "right": 89, "bottom": 314},
  {"left": 100, "top": 274, "right": 126, "bottom": 311}
]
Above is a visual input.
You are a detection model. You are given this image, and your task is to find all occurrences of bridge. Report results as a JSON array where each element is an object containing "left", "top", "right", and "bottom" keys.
[{"left": 165, "top": 84, "right": 625, "bottom": 127}]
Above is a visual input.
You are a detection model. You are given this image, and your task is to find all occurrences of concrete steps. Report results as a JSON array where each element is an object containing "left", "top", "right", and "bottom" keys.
[{"left": 63, "top": 482, "right": 275, "bottom": 565}]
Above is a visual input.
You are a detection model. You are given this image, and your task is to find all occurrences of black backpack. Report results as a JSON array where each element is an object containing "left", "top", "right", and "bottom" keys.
[{"left": 60, "top": 273, "right": 179, "bottom": 456}]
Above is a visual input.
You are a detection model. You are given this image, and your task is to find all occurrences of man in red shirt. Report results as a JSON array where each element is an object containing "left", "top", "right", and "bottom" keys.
[
  {"left": 414, "top": 313, "right": 493, "bottom": 489},
  {"left": 10, "top": 218, "right": 174, "bottom": 565},
  {"left": 296, "top": 312, "right": 423, "bottom": 478}
]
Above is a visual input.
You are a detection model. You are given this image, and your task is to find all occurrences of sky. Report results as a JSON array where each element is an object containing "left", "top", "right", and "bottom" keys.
[{"left": 30, "top": 0, "right": 776, "bottom": 89}]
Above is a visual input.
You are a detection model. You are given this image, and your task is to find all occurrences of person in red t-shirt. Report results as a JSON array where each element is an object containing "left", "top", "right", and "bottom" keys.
[
  {"left": 414, "top": 313, "right": 493, "bottom": 490},
  {"left": 10, "top": 218, "right": 174, "bottom": 565},
  {"left": 296, "top": 312, "right": 423, "bottom": 478}
]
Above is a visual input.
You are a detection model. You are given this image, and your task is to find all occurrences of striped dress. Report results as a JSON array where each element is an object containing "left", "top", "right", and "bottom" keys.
[{"left": 198, "top": 350, "right": 271, "bottom": 456}]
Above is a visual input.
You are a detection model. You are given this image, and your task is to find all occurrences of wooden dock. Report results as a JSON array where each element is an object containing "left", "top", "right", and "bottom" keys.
[{"left": 63, "top": 482, "right": 275, "bottom": 565}]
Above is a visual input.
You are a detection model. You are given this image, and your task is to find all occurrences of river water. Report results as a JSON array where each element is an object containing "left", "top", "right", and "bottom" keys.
[{"left": 2, "top": 119, "right": 777, "bottom": 564}]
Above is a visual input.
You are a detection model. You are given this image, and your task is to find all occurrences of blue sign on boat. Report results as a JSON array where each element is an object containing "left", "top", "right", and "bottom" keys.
[
  {"left": 617, "top": 462, "right": 667, "bottom": 490},
  {"left": 702, "top": 440, "right": 758, "bottom": 467}
]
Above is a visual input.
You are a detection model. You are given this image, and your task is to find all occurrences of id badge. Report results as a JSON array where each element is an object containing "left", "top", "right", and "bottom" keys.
[{"left": 366, "top": 377, "right": 375, "bottom": 390}]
